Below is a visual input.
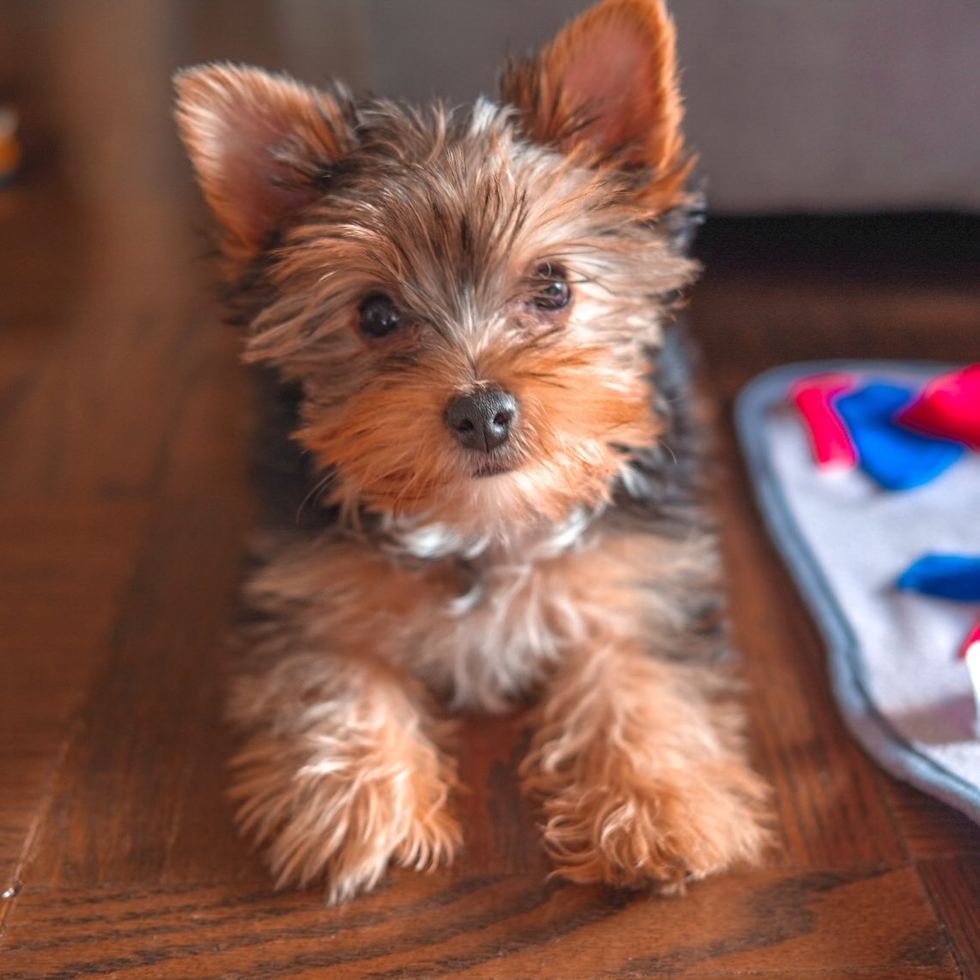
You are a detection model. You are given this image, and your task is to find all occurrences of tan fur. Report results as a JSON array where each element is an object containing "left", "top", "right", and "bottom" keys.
[
  {"left": 299, "top": 340, "right": 660, "bottom": 526},
  {"left": 228, "top": 653, "right": 461, "bottom": 904},
  {"left": 174, "top": 0, "right": 772, "bottom": 903},
  {"left": 244, "top": 523, "right": 719, "bottom": 713},
  {"left": 174, "top": 65, "right": 356, "bottom": 269},
  {"left": 501, "top": 0, "right": 694, "bottom": 213},
  {"left": 521, "top": 648, "right": 770, "bottom": 891}
]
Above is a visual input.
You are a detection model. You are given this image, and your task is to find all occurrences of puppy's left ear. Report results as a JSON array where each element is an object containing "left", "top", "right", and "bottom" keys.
[
  {"left": 174, "top": 64, "right": 357, "bottom": 267},
  {"left": 501, "top": 0, "right": 691, "bottom": 214}
]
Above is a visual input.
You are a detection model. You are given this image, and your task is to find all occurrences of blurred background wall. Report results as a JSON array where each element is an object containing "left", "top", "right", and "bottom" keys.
[
  {"left": 2, "top": 0, "right": 978, "bottom": 214},
  {"left": 283, "top": 0, "right": 980, "bottom": 213}
]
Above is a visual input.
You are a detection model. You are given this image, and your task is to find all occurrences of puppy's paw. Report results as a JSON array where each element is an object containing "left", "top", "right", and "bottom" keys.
[
  {"left": 231, "top": 729, "right": 461, "bottom": 904},
  {"left": 536, "top": 764, "right": 771, "bottom": 893}
]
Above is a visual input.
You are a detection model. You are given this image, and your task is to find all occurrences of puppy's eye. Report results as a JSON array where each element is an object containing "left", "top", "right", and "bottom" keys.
[
  {"left": 358, "top": 293, "right": 403, "bottom": 339},
  {"left": 530, "top": 265, "right": 571, "bottom": 312}
]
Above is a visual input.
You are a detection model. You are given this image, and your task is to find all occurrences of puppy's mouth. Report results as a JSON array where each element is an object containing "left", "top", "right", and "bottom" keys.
[
  {"left": 465, "top": 446, "right": 522, "bottom": 479},
  {"left": 472, "top": 457, "right": 516, "bottom": 479}
]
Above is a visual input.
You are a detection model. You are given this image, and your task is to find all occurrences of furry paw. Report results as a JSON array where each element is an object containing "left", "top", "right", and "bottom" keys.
[
  {"left": 523, "top": 647, "right": 773, "bottom": 893},
  {"left": 536, "top": 764, "right": 771, "bottom": 893},
  {"left": 231, "top": 728, "right": 461, "bottom": 904}
]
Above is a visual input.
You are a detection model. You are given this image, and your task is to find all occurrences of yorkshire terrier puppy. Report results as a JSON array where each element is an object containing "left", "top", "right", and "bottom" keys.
[{"left": 175, "top": 0, "right": 770, "bottom": 904}]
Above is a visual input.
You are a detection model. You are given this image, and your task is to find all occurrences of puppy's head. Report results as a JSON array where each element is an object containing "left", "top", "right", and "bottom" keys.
[{"left": 175, "top": 0, "right": 697, "bottom": 537}]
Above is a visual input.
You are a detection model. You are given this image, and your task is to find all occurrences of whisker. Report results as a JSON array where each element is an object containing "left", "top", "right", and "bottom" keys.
[{"left": 296, "top": 469, "right": 336, "bottom": 524}]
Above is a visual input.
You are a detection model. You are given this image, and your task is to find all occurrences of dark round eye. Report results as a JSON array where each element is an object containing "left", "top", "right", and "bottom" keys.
[
  {"left": 531, "top": 265, "right": 571, "bottom": 312},
  {"left": 358, "top": 293, "right": 403, "bottom": 339}
]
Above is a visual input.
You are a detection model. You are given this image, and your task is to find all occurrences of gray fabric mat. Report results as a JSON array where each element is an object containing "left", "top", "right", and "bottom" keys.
[{"left": 735, "top": 361, "right": 980, "bottom": 825}]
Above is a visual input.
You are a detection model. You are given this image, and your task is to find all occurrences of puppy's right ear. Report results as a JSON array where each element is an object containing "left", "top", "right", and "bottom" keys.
[
  {"left": 174, "top": 65, "right": 356, "bottom": 265},
  {"left": 501, "top": 0, "right": 691, "bottom": 216}
]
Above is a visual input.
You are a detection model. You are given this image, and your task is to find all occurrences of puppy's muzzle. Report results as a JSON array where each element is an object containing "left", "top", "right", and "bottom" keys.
[{"left": 445, "top": 389, "right": 518, "bottom": 453}]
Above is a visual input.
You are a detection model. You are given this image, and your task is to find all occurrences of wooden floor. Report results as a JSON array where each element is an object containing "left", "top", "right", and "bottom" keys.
[{"left": 1, "top": 5, "right": 978, "bottom": 978}]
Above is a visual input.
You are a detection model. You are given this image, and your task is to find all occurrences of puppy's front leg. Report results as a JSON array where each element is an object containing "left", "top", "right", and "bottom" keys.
[
  {"left": 228, "top": 652, "right": 461, "bottom": 904},
  {"left": 521, "top": 643, "right": 770, "bottom": 893}
]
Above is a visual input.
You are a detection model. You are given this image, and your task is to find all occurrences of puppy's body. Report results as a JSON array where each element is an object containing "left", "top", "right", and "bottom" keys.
[{"left": 177, "top": 0, "right": 770, "bottom": 904}]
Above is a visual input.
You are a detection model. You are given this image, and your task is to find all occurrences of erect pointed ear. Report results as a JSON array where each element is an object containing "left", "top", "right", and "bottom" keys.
[
  {"left": 500, "top": 0, "right": 692, "bottom": 213},
  {"left": 174, "top": 64, "right": 356, "bottom": 265}
]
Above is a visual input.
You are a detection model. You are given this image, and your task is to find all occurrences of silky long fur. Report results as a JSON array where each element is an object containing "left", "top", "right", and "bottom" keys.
[{"left": 176, "top": 0, "right": 771, "bottom": 904}]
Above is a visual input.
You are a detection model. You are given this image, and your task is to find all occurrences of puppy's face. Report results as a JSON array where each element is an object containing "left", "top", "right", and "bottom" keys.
[{"left": 176, "top": 0, "right": 696, "bottom": 533}]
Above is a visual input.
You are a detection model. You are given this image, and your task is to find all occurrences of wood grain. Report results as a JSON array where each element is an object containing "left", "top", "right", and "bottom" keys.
[
  {"left": 919, "top": 857, "right": 980, "bottom": 980},
  {"left": 0, "top": 868, "right": 957, "bottom": 979},
  {"left": 0, "top": 502, "right": 148, "bottom": 877},
  {"left": 0, "top": 1, "right": 977, "bottom": 975}
]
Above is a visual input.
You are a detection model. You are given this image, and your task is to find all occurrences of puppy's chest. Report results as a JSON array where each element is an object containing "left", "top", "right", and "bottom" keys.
[
  {"left": 379, "top": 534, "right": 640, "bottom": 713},
  {"left": 371, "top": 554, "right": 545, "bottom": 711}
]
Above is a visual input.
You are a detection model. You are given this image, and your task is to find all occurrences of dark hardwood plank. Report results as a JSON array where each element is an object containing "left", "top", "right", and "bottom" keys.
[
  {"left": 919, "top": 857, "right": 980, "bottom": 980},
  {"left": 0, "top": 867, "right": 957, "bottom": 979},
  {"left": 26, "top": 493, "right": 253, "bottom": 890},
  {"left": 0, "top": 502, "right": 148, "bottom": 877},
  {"left": 885, "top": 778, "right": 980, "bottom": 861},
  {"left": 0, "top": 232, "right": 213, "bottom": 498},
  {"left": 452, "top": 712, "right": 550, "bottom": 877},
  {"left": 692, "top": 253, "right": 980, "bottom": 405}
]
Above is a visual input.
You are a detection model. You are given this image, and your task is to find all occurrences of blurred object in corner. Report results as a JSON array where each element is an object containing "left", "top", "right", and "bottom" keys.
[{"left": 0, "top": 106, "right": 21, "bottom": 186}]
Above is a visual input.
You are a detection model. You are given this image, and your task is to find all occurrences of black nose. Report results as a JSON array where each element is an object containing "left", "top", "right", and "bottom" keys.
[{"left": 445, "top": 389, "right": 518, "bottom": 453}]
